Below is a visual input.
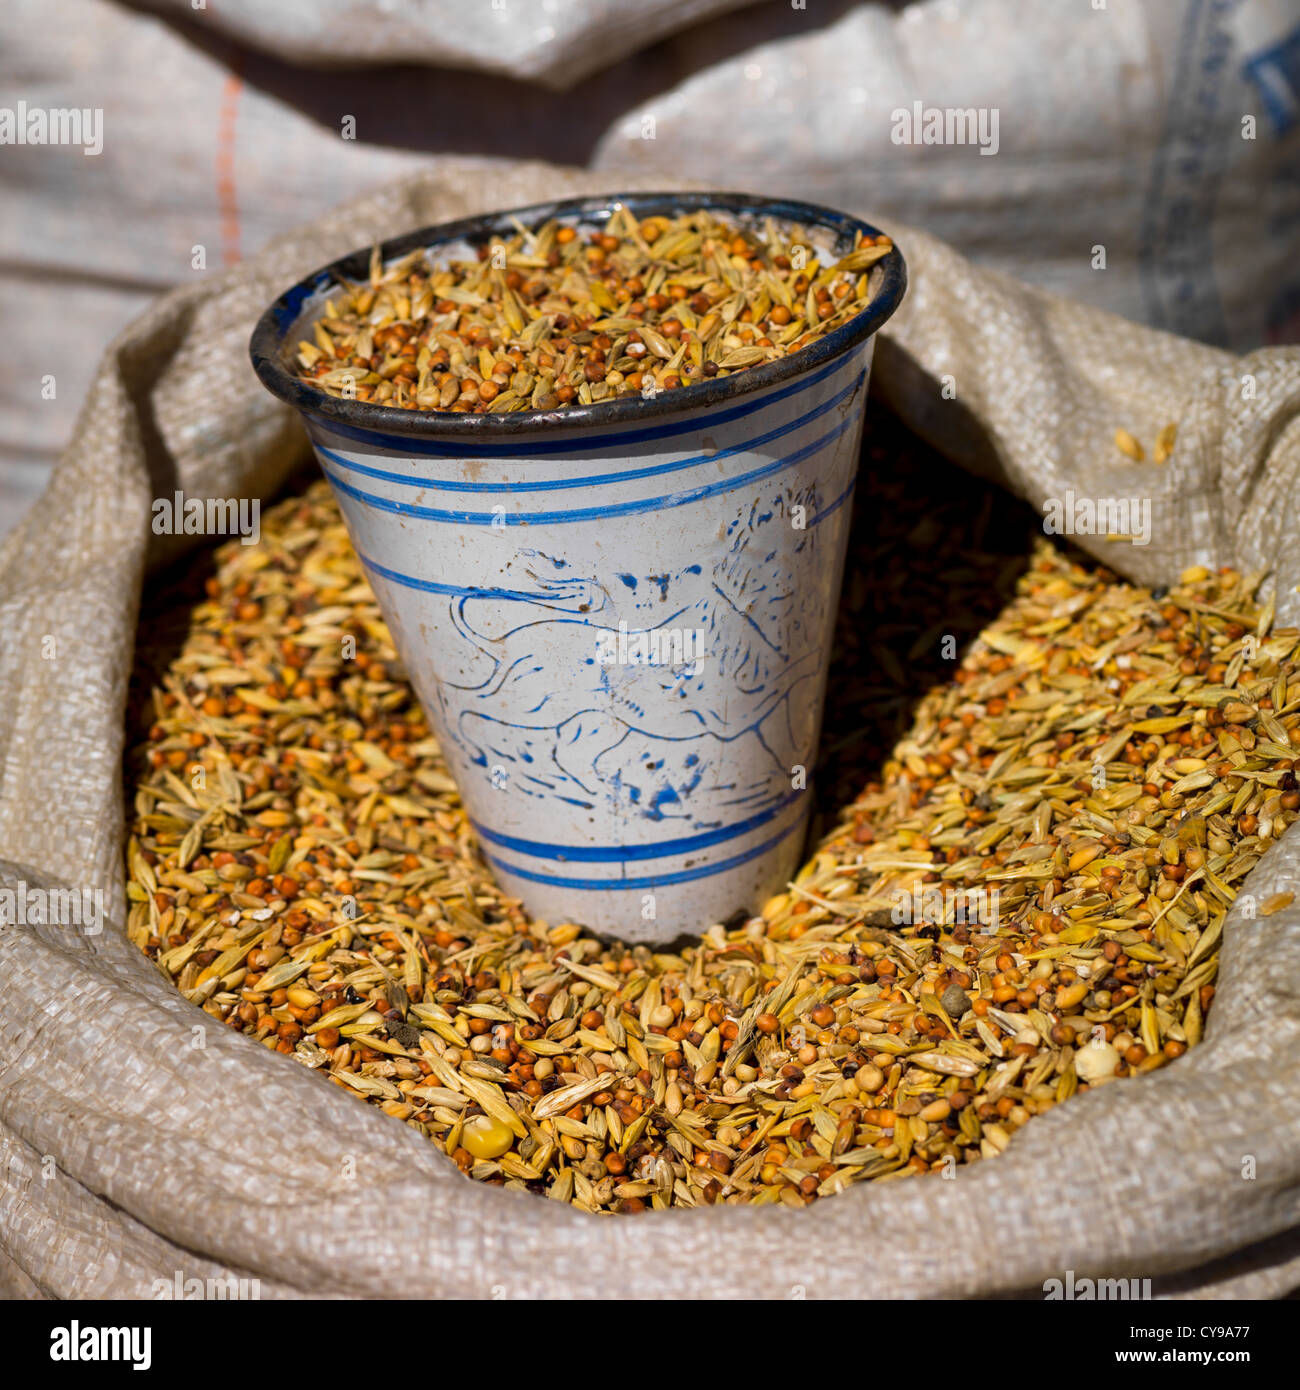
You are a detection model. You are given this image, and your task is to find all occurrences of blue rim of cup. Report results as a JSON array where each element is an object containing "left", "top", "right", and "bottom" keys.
[{"left": 249, "top": 191, "right": 907, "bottom": 443}]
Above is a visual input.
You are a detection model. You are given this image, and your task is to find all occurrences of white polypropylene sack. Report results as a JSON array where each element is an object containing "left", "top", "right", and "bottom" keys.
[
  {"left": 592, "top": 0, "right": 1300, "bottom": 349},
  {"left": 3, "top": 0, "right": 1297, "bottom": 533}
]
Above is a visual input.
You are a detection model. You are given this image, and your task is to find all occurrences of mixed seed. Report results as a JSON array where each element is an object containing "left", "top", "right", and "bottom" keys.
[
  {"left": 125, "top": 431, "right": 1300, "bottom": 1213},
  {"left": 295, "top": 205, "right": 892, "bottom": 413},
  {"left": 1114, "top": 424, "right": 1178, "bottom": 464}
]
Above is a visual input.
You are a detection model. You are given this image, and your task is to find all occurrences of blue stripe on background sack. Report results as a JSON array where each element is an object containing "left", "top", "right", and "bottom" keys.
[
  {"left": 1242, "top": 22, "right": 1300, "bottom": 134},
  {"left": 1138, "top": 0, "right": 1235, "bottom": 345},
  {"left": 313, "top": 373, "right": 863, "bottom": 494},
  {"left": 482, "top": 814, "right": 805, "bottom": 890},
  {"left": 322, "top": 411, "right": 857, "bottom": 527},
  {"left": 305, "top": 353, "right": 854, "bottom": 458}
]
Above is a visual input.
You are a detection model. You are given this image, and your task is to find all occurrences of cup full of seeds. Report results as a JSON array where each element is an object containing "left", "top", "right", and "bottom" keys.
[{"left": 250, "top": 192, "right": 906, "bottom": 941}]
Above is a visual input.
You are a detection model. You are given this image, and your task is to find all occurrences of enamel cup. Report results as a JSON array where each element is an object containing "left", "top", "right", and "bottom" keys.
[{"left": 251, "top": 193, "right": 906, "bottom": 942}]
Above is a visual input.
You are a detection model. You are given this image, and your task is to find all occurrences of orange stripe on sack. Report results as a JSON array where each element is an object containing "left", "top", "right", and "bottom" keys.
[{"left": 216, "top": 73, "right": 242, "bottom": 266}]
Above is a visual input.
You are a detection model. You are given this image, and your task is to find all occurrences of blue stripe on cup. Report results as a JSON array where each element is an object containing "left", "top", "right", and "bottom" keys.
[
  {"left": 303, "top": 352, "right": 853, "bottom": 457},
  {"left": 352, "top": 470, "right": 855, "bottom": 599},
  {"left": 310, "top": 371, "right": 863, "bottom": 494},
  {"left": 481, "top": 813, "right": 807, "bottom": 891},
  {"left": 470, "top": 787, "right": 806, "bottom": 863},
  {"left": 318, "top": 410, "right": 859, "bottom": 527}
]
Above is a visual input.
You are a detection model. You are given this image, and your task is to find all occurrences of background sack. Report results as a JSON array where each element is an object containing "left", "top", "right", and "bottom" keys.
[
  {"left": 4, "top": 0, "right": 1297, "bottom": 532},
  {"left": 2, "top": 159, "right": 1299, "bottom": 1300}
]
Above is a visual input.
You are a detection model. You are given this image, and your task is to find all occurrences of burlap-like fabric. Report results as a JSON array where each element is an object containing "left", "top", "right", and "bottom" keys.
[{"left": 2, "top": 158, "right": 1298, "bottom": 1300}]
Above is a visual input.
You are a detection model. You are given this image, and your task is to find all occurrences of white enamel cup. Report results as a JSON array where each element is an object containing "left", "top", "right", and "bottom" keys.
[{"left": 252, "top": 193, "right": 906, "bottom": 942}]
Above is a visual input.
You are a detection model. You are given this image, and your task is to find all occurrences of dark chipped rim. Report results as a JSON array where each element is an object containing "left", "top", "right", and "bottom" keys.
[{"left": 249, "top": 191, "right": 907, "bottom": 440}]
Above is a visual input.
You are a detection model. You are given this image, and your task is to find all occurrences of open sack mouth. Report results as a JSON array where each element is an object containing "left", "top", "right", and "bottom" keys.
[{"left": 122, "top": 403, "right": 1285, "bottom": 1215}]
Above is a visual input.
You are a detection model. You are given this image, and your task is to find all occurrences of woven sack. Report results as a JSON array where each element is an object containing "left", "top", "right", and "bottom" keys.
[{"left": 2, "top": 159, "right": 1298, "bottom": 1298}]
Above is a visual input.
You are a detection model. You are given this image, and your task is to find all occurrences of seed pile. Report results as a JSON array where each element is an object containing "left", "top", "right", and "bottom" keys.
[
  {"left": 125, "top": 431, "right": 1300, "bottom": 1214},
  {"left": 295, "top": 205, "right": 892, "bottom": 413}
]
